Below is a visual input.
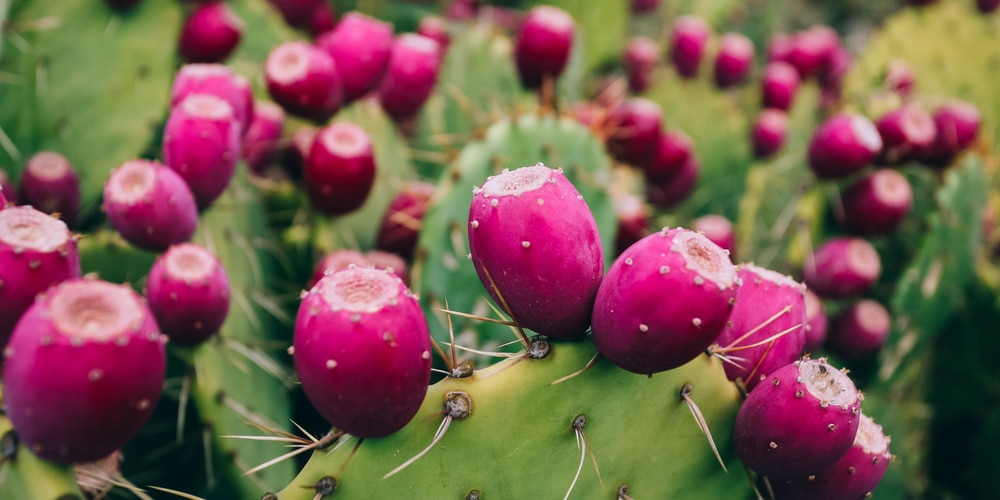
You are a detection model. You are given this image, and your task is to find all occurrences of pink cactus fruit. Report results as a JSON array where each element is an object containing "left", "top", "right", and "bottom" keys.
[
  {"left": 178, "top": 1, "right": 243, "bottom": 63},
  {"left": 283, "top": 125, "right": 319, "bottom": 178},
  {"left": 0, "top": 188, "right": 6, "bottom": 210},
  {"left": 445, "top": 0, "right": 479, "bottom": 20},
  {"left": 715, "top": 265, "right": 807, "bottom": 391},
  {"left": 304, "top": 122, "right": 377, "bottom": 216},
  {"left": 766, "top": 32, "right": 794, "bottom": 64},
  {"left": 364, "top": 250, "right": 409, "bottom": 284},
  {"left": 826, "top": 299, "right": 891, "bottom": 360},
  {"left": 623, "top": 36, "right": 659, "bottom": 94},
  {"left": 819, "top": 44, "right": 851, "bottom": 91},
  {"left": 309, "top": 249, "right": 367, "bottom": 288},
  {"left": 468, "top": 164, "right": 604, "bottom": 341},
  {"left": 378, "top": 33, "right": 443, "bottom": 122},
  {"left": 145, "top": 243, "right": 231, "bottom": 347},
  {"left": 802, "top": 289, "right": 829, "bottom": 352},
  {"left": 804, "top": 237, "right": 881, "bottom": 298},
  {"left": 102, "top": 159, "right": 199, "bottom": 252},
  {"left": 761, "top": 61, "right": 801, "bottom": 111},
  {"left": 643, "top": 129, "right": 693, "bottom": 181},
  {"left": 713, "top": 33, "right": 755, "bottom": 89},
  {"left": 770, "top": 412, "right": 892, "bottom": 499},
  {"left": 875, "top": 105, "right": 936, "bottom": 164},
  {"left": 591, "top": 227, "right": 740, "bottom": 375},
  {"left": 513, "top": 5, "right": 575, "bottom": 89},
  {"left": 265, "top": 41, "right": 343, "bottom": 123},
  {"left": 162, "top": 93, "right": 241, "bottom": 210},
  {"left": 267, "top": 0, "right": 323, "bottom": 28},
  {"left": 613, "top": 191, "right": 649, "bottom": 256},
  {"left": 606, "top": 97, "right": 664, "bottom": 168},
  {"left": 0, "top": 170, "right": 16, "bottom": 205},
  {"left": 418, "top": 16, "right": 451, "bottom": 49},
  {"left": 807, "top": 113, "right": 883, "bottom": 179},
  {"left": 914, "top": 100, "right": 982, "bottom": 168},
  {"left": 19, "top": 151, "right": 81, "bottom": 228},
  {"left": 306, "top": 2, "right": 337, "bottom": 38},
  {"left": 315, "top": 12, "right": 394, "bottom": 103},
  {"left": 242, "top": 101, "right": 287, "bottom": 175},
  {"left": 752, "top": 108, "right": 790, "bottom": 159},
  {"left": 630, "top": 0, "right": 660, "bottom": 14},
  {"left": 669, "top": 15, "right": 710, "bottom": 79},
  {"left": 375, "top": 181, "right": 436, "bottom": 261},
  {"left": 0, "top": 206, "right": 81, "bottom": 346},
  {"left": 839, "top": 169, "right": 913, "bottom": 236},
  {"left": 170, "top": 63, "right": 254, "bottom": 136},
  {"left": 692, "top": 214, "right": 735, "bottom": 261},
  {"left": 293, "top": 266, "right": 432, "bottom": 438},
  {"left": 732, "top": 357, "right": 862, "bottom": 481},
  {"left": 2, "top": 278, "right": 166, "bottom": 464},
  {"left": 786, "top": 26, "right": 839, "bottom": 80},
  {"left": 645, "top": 155, "right": 699, "bottom": 209},
  {"left": 883, "top": 60, "right": 916, "bottom": 97}
]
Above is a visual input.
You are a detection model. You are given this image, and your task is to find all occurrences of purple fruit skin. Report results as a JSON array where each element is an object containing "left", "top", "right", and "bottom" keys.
[
  {"left": 761, "top": 61, "right": 801, "bottom": 111},
  {"left": 0, "top": 206, "right": 81, "bottom": 346},
  {"left": 693, "top": 214, "right": 735, "bottom": 260},
  {"left": 146, "top": 243, "right": 231, "bottom": 346},
  {"left": 267, "top": 0, "right": 323, "bottom": 28},
  {"left": 376, "top": 181, "right": 436, "bottom": 261},
  {"left": 713, "top": 33, "right": 755, "bottom": 88},
  {"left": 978, "top": 0, "right": 1000, "bottom": 13},
  {"left": 607, "top": 98, "right": 664, "bottom": 168},
  {"left": 766, "top": 33, "right": 794, "bottom": 64},
  {"left": 914, "top": 100, "right": 982, "bottom": 167},
  {"left": 591, "top": 227, "right": 739, "bottom": 375},
  {"left": 669, "top": 15, "right": 710, "bottom": 78},
  {"left": 20, "top": 151, "right": 81, "bottom": 228},
  {"left": 840, "top": 169, "right": 913, "bottom": 236},
  {"left": 179, "top": 2, "right": 243, "bottom": 63},
  {"left": 242, "top": 101, "right": 286, "bottom": 175},
  {"left": 752, "top": 109, "right": 789, "bottom": 159},
  {"left": 468, "top": 164, "right": 604, "bottom": 341},
  {"left": 826, "top": 299, "right": 890, "bottom": 360},
  {"left": 2, "top": 278, "right": 166, "bottom": 464},
  {"left": 163, "top": 94, "right": 240, "bottom": 210},
  {"left": 786, "top": 27, "right": 838, "bottom": 80},
  {"left": 0, "top": 189, "right": 6, "bottom": 209},
  {"left": 294, "top": 266, "right": 432, "bottom": 438},
  {"left": 170, "top": 64, "right": 254, "bottom": 136},
  {"left": 716, "top": 265, "right": 807, "bottom": 391},
  {"left": 645, "top": 155, "right": 699, "bottom": 209},
  {"left": 315, "top": 12, "right": 394, "bottom": 103},
  {"left": 378, "top": 33, "right": 443, "bottom": 122},
  {"left": 804, "top": 237, "right": 881, "bottom": 298},
  {"left": 304, "top": 122, "right": 377, "bottom": 216},
  {"left": 732, "top": 357, "right": 862, "bottom": 481},
  {"left": 613, "top": 191, "right": 649, "bottom": 256},
  {"left": 875, "top": 105, "right": 936, "bottom": 164},
  {"left": 807, "top": 113, "right": 883, "bottom": 179},
  {"left": 103, "top": 159, "right": 199, "bottom": 252},
  {"left": 624, "top": 36, "right": 659, "bottom": 94},
  {"left": 803, "top": 289, "right": 828, "bottom": 352},
  {"left": 644, "top": 129, "right": 693, "bottom": 181},
  {"left": 265, "top": 41, "right": 343, "bottom": 123},
  {"left": 306, "top": 2, "right": 337, "bottom": 38},
  {"left": 514, "top": 5, "right": 575, "bottom": 89}
]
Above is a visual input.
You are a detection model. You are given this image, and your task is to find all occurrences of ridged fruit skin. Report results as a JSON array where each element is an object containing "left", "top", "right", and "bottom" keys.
[
  {"left": 315, "top": 12, "right": 394, "bottom": 103},
  {"left": 875, "top": 105, "right": 936, "bottom": 164},
  {"left": 713, "top": 33, "right": 755, "bottom": 88},
  {"left": 145, "top": 243, "right": 231, "bottom": 346},
  {"left": 693, "top": 214, "right": 735, "bottom": 260},
  {"left": 293, "top": 266, "right": 432, "bottom": 438},
  {"left": 265, "top": 41, "right": 343, "bottom": 123},
  {"left": 170, "top": 63, "right": 253, "bottom": 136},
  {"left": 752, "top": 109, "right": 789, "bottom": 159},
  {"left": 304, "top": 122, "right": 377, "bottom": 216},
  {"left": 513, "top": 5, "right": 575, "bottom": 89},
  {"left": 826, "top": 299, "right": 890, "bottom": 360},
  {"left": 242, "top": 101, "right": 286, "bottom": 175},
  {"left": 0, "top": 206, "right": 81, "bottom": 346},
  {"left": 645, "top": 155, "right": 699, "bottom": 209},
  {"left": 19, "top": 151, "right": 81, "bottom": 228},
  {"left": 761, "top": 61, "right": 801, "bottom": 111},
  {"left": 669, "top": 15, "right": 710, "bottom": 78},
  {"left": 2, "top": 278, "right": 166, "bottom": 465},
  {"left": 644, "top": 129, "right": 693, "bottom": 181},
  {"left": 591, "top": 227, "right": 739, "bottom": 375},
  {"left": 162, "top": 94, "right": 241, "bottom": 210},
  {"left": 378, "top": 33, "right": 443, "bottom": 122},
  {"left": 914, "top": 100, "right": 982, "bottom": 167},
  {"left": 178, "top": 1, "right": 243, "bottom": 63},
  {"left": 606, "top": 98, "right": 664, "bottom": 168},
  {"left": 733, "top": 357, "right": 862, "bottom": 481},
  {"left": 624, "top": 36, "right": 658, "bottom": 93},
  {"left": 839, "top": 169, "right": 913, "bottom": 236},
  {"left": 375, "top": 181, "right": 436, "bottom": 261},
  {"left": 804, "top": 237, "right": 881, "bottom": 298},
  {"left": 802, "top": 289, "right": 828, "bottom": 352},
  {"left": 468, "top": 164, "right": 604, "bottom": 341},
  {"left": 715, "top": 265, "right": 806, "bottom": 391},
  {"left": 807, "top": 113, "right": 882, "bottom": 179},
  {"left": 103, "top": 159, "right": 199, "bottom": 252}
]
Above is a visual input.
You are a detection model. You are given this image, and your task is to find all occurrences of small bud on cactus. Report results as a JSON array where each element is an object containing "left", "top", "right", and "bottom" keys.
[
  {"left": 265, "top": 41, "right": 343, "bottom": 123},
  {"left": 803, "top": 289, "right": 828, "bottom": 352},
  {"left": 752, "top": 109, "right": 789, "bottom": 159},
  {"left": 103, "top": 159, "right": 199, "bottom": 252},
  {"left": 875, "top": 105, "right": 936, "bottom": 164},
  {"left": 808, "top": 113, "right": 883, "bottom": 179},
  {"left": 304, "top": 122, "right": 377, "bottom": 216},
  {"left": 804, "top": 237, "right": 881, "bottom": 298},
  {"left": 178, "top": 2, "right": 243, "bottom": 63},
  {"left": 162, "top": 93, "right": 241, "bottom": 209},
  {"left": 644, "top": 129, "right": 693, "bottom": 181},
  {"left": 645, "top": 155, "right": 700, "bottom": 209},
  {"left": 315, "top": 12, "right": 394, "bottom": 103},
  {"left": 170, "top": 63, "right": 254, "bottom": 136},
  {"left": 826, "top": 299, "right": 890, "bottom": 360},
  {"left": 20, "top": 151, "right": 81, "bottom": 227},
  {"left": 883, "top": 59, "right": 916, "bottom": 97},
  {"left": 418, "top": 16, "right": 451, "bottom": 49},
  {"left": 839, "top": 169, "right": 913, "bottom": 236},
  {"left": 623, "top": 36, "right": 659, "bottom": 94},
  {"left": 2, "top": 278, "right": 166, "bottom": 464},
  {"left": 914, "top": 100, "right": 982, "bottom": 168},
  {"left": 375, "top": 181, "right": 436, "bottom": 261},
  {"left": 592, "top": 227, "right": 740, "bottom": 375},
  {"left": 713, "top": 33, "right": 755, "bottom": 88},
  {"left": 267, "top": 0, "right": 323, "bottom": 28},
  {"left": 513, "top": 5, "right": 575, "bottom": 89},
  {"left": 669, "top": 15, "right": 710, "bottom": 78},
  {"left": 145, "top": 243, "right": 231, "bottom": 346},
  {"left": 692, "top": 214, "right": 735, "bottom": 261},
  {"left": 606, "top": 97, "right": 664, "bottom": 168},
  {"left": 761, "top": 61, "right": 801, "bottom": 111},
  {"left": 378, "top": 34, "right": 443, "bottom": 122},
  {"left": 242, "top": 101, "right": 286, "bottom": 175}
]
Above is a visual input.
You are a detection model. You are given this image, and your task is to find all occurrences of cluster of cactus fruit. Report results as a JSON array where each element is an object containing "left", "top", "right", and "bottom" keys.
[{"left": 1, "top": 0, "right": 999, "bottom": 498}]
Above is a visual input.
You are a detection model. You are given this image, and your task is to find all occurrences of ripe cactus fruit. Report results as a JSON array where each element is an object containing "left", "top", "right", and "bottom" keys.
[
  {"left": 468, "top": 164, "right": 604, "bottom": 340},
  {"left": 375, "top": 181, "right": 435, "bottom": 261},
  {"left": 293, "top": 266, "right": 433, "bottom": 438},
  {"left": 644, "top": 129, "right": 693, "bottom": 181},
  {"left": 613, "top": 191, "right": 649, "bottom": 256},
  {"left": 306, "top": 2, "right": 337, "bottom": 38},
  {"left": 102, "top": 159, "right": 199, "bottom": 252},
  {"left": 786, "top": 26, "right": 839, "bottom": 80},
  {"left": 761, "top": 61, "right": 801, "bottom": 111},
  {"left": 266, "top": 0, "right": 323, "bottom": 28},
  {"left": 883, "top": 59, "right": 915, "bottom": 97},
  {"left": 0, "top": 170, "right": 16, "bottom": 205},
  {"left": 713, "top": 33, "right": 755, "bottom": 89},
  {"left": 304, "top": 122, "right": 377, "bottom": 216},
  {"left": 693, "top": 214, "right": 735, "bottom": 260},
  {"left": 145, "top": 243, "right": 230, "bottom": 346},
  {"left": 803, "top": 289, "right": 828, "bottom": 352},
  {"left": 807, "top": 113, "right": 883, "bottom": 179},
  {"left": 309, "top": 249, "right": 367, "bottom": 288},
  {"left": 178, "top": 1, "right": 243, "bottom": 63},
  {"left": 2, "top": 278, "right": 166, "bottom": 464},
  {"left": 623, "top": 36, "right": 659, "bottom": 94},
  {"left": 839, "top": 168, "right": 913, "bottom": 236},
  {"left": 669, "top": 15, "right": 710, "bottom": 78},
  {"left": 378, "top": 33, "right": 443, "bottom": 122},
  {"left": 826, "top": 299, "right": 891, "bottom": 360},
  {"left": 163, "top": 94, "right": 240, "bottom": 210},
  {"left": 417, "top": 16, "right": 450, "bottom": 48},
  {"left": 591, "top": 227, "right": 740, "bottom": 375},
  {"left": 752, "top": 108, "right": 790, "bottom": 159},
  {"left": 875, "top": 105, "right": 936, "bottom": 164},
  {"left": 242, "top": 101, "right": 286, "bottom": 175},
  {"left": 513, "top": 5, "right": 575, "bottom": 89},
  {"left": 645, "top": 155, "right": 700, "bottom": 209},
  {"left": 364, "top": 250, "right": 409, "bottom": 284},
  {"left": 732, "top": 357, "right": 862, "bottom": 481},
  {"left": 19, "top": 151, "right": 81, "bottom": 227},
  {"left": 606, "top": 97, "right": 664, "bottom": 168},
  {"left": 315, "top": 11, "right": 394, "bottom": 103},
  {"left": 0, "top": 206, "right": 80, "bottom": 345},
  {"left": 169, "top": 63, "right": 253, "bottom": 136},
  {"left": 265, "top": 41, "right": 343, "bottom": 123},
  {"left": 804, "top": 237, "right": 881, "bottom": 299},
  {"left": 914, "top": 100, "right": 982, "bottom": 167}
]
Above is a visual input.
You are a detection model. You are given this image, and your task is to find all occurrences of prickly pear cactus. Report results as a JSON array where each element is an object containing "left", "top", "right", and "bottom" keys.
[{"left": 0, "top": 391, "right": 85, "bottom": 499}]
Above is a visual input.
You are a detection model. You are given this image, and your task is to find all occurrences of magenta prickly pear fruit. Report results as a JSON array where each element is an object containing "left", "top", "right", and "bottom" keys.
[
  {"left": 826, "top": 299, "right": 890, "bottom": 360},
  {"left": 315, "top": 12, "right": 394, "bottom": 103},
  {"left": 306, "top": 2, "right": 337, "bottom": 38},
  {"left": 630, "top": 0, "right": 660, "bottom": 14},
  {"left": 613, "top": 191, "right": 649, "bottom": 256},
  {"left": 819, "top": 45, "right": 850, "bottom": 90},
  {"left": 669, "top": 15, "right": 710, "bottom": 79},
  {"left": 304, "top": 122, "right": 376, "bottom": 216},
  {"left": 267, "top": 0, "right": 323, "bottom": 28},
  {"left": 170, "top": 63, "right": 253, "bottom": 136},
  {"left": 761, "top": 61, "right": 801, "bottom": 111},
  {"left": 645, "top": 155, "right": 699, "bottom": 209},
  {"left": 786, "top": 26, "right": 838, "bottom": 80},
  {"left": 883, "top": 59, "right": 915, "bottom": 97},
  {"left": 0, "top": 189, "right": 6, "bottom": 210},
  {"left": 265, "top": 41, "right": 343, "bottom": 123},
  {"left": 807, "top": 113, "right": 882, "bottom": 179},
  {"left": 0, "top": 206, "right": 80, "bottom": 346},
  {"left": 20, "top": 151, "right": 81, "bottom": 227},
  {"left": 145, "top": 243, "right": 230, "bottom": 346},
  {"left": 513, "top": 5, "right": 575, "bottom": 89},
  {"left": 623, "top": 36, "right": 658, "bottom": 94},
  {"left": 591, "top": 227, "right": 740, "bottom": 375},
  {"left": 803, "top": 289, "right": 828, "bottom": 353},
  {"left": 283, "top": 125, "right": 318, "bottom": 179},
  {"left": 875, "top": 105, "right": 936, "bottom": 164},
  {"left": 715, "top": 265, "right": 806, "bottom": 391},
  {"left": 0, "top": 170, "right": 16, "bottom": 205},
  {"left": 293, "top": 266, "right": 432, "bottom": 438},
  {"left": 2, "top": 278, "right": 166, "bottom": 464},
  {"left": 364, "top": 250, "right": 409, "bottom": 284},
  {"left": 242, "top": 101, "right": 286, "bottom": 175},
  {"left": 766, "top": 32, "right": 793, "bottom": 64},
  {"left": 733, "top": 357, "right": 862, "bottom": 481},
  {"left": 771, "top": 412, "right": 892, "bottom": 499},
  {"left": 752, "top": 108, "right": 790, "bottom": 159},
  {"left": 375, "top": 181, "right": 436, "bottom": 261},
  {"left": 103, "top": 159, "right": 199, "bottom": 252},
  {"left": 804, "top": 237, "right": 881, "bottom": 298},
  {"left": 643, "top": 129, "right": 693, "bottom": 181},
  {"left": 418, "top": 16, "right": 451, "bottom": 49},
  {"left": 309, "top": 249, "right": 367, "bottom": 288},
  {"left": 378, "top": 33, "right": 443, "bottom": 122},
  {"left": 839, "top": 169, "right": 913, "bottom": 236},
  {"left": 178, "top": 1, "right": 243, "bottom": 63},
  {"left": 445, "top": 0, "right": 479, "bottom": 21},
  {"left": 978, "top": 0, "right": 1000, "bottom": 13},
  {"left": 162, "top": 93, "right": 240, "bottom": 210},
  {"left": 468, "top": 164, "right": 604, "bottom": 340},
  {"left": 713, "top": 33, "right": 755, "bottom": 89},
  {"left": 693, "top": 214, "right": 735, "bottom": 261},
  {"left": 606, "top": 97, "right": 664, "bottom": 168},
  {"left": 914, "top": 100, "right": 982, "bottom": 168}
]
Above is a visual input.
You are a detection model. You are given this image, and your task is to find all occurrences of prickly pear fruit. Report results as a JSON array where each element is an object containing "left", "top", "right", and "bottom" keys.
[
  {"left": 807, "top": 113, "right": 882, "bottom": 179},
  {"left": 145, "top": 243, "right": 230, "bottom": 346},
  {"left": 0, "top": 170, "right": 16, "bottom": 205},
  {"left": 613, "top": 191, "right": 649, "bottom": 256},
  {"left": 375, "top": 181, "right": 435, "bottom": 261},
  {"left": 242, "top": 101, "right": 286, "bottom": 175},
  {"left": 883, "top": 59, "right": 915, "bottom": 97},
  {"left": 306, "top": 2, "right": 337, "bottom": 38},
  {"left": 752, "top": 109, "right": 789, "bottom": 159},
  {"left": 645, "top": 155, "right": 700, "bottom": 209},
  {"left": 162, "top": 93, "right": 241, "bottom": 209},
  {"left": 178, "top": 1, "right": 243, "bottom": 63},
  {"left": 102, "top": 159, "right": 199, "bottom": 252},
  {"left": 169, "top": 63, "right": 253, "bottom": 136},
  {"left": 839, "top": 169, "right": 913, "bottom": 236},
  {"left": 592, "top": 227, "right": 739, "bottom": 375},
  {"left": 293, "top": 266, "right": 432, "bottom": 438},
  {"left": 713, "top": 33, "right": 754, "bottom": 88},
  {"left": 309, "top": 249, "right": 367, "bottom": 288},
  {"left": 513, "top": 5, "right": 575, "bottom": 89},
  {"left": 804, "top": 237, "right": 881, "bottom": 298},
  {"left": 914, "top": 100, "right": 982, "bottom": 168},
  {"left": 363, "top": 250, "right": 409, "bottom": 284},
  {"left": 803, "top": 289, "right": 828, "bottom": 352},
  {"left": 378, "top": 33, "right": 443, "bottom": 122},
  {"left": 606, "top": 98, "right": 664, "bottom": 168},
  {"left": 265, "top": 41, "right": 343, "bottom": 123},
  {"left": 693, "top": 214, "right": 735, "bottom": 260},
  {"left": 417, "top": 15, "right": 450, "bottom": 48},
  {"left": 977, "top": 0, "right": 1000, "bottom": 13},
  {"left": 644, "top": 129, "right": 693, "bottom": 181},
  {"left": 761, "top": 61, "right": 801, "bottom": 111},
  {"left": 826, "top": 299, "right": 890, "bottom": 360},
  {"left": 669, "top": 15, "right": 710, "bottom": 78},
  {"left": 732, "top": 357, "right": 862, "bottom": 481},
  {"left": 2, "top": 278, "right": 166, "bottom": 464},
  {"left": 19, "top": 151, "right": 81, "bottom": 228},
  {"left": 786, "top": 26, "right": 838, "bottom": 80},
  {"left": 304, "top": 122, "right": 376, "bottom": 216},
  {"left": 875, "top": 105, "right": 936, "bottom": 164},
  {"left": 267, "top": 0, "right": 323, "bottom": 28},
  {"left": 315, "top": 11, "right": 394, "bottom": 103},
  {"left": 624, "top": 36, "right": 658, "bottom": 94}
]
